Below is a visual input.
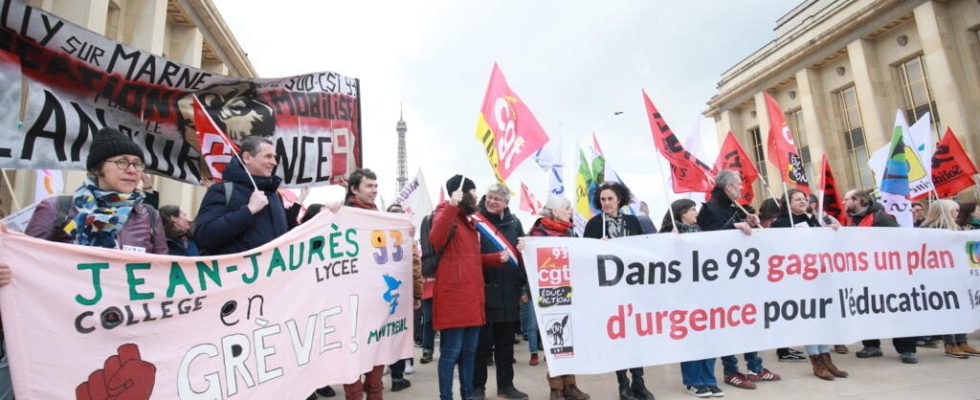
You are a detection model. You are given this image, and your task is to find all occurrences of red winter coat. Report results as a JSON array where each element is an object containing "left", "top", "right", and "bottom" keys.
[{"left": 429, "top": 201, "right": 497, "bottom": 330}]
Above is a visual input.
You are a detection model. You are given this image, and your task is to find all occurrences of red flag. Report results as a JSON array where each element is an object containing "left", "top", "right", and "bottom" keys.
[
  {"left": 763, "top": 92, "right": 811, "bottom": 195},
  {"left": 592, "top": 132, "right": 604, "bottom": 156},
  {"left": 475, "top": 64, "right": 550, "bottom": 185},
  {"left": 193, "top": 95, "right": 239, "bottom": 182},
  {"left": 713, "top": 132, "right": 759, "bottom": 205},
  {"left": 519, "top": 182, "right": 543, "bottom": 215},
  {"left": 642, "top": 90, "right": 713, "bottom": 193},
  {"left": 818, "top": 154, "right": 844, "bottom": 223},
  {"left": 932, "top": 127, "right": 978, "bottom": 198}
]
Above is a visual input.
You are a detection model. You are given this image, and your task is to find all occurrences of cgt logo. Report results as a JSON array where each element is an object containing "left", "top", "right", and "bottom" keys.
[
  {"left": 968, "top": 242, "right": 980, "bottom": 269},
  {"left": 537, "top": 247, "right": 573, "bottom": 307}
]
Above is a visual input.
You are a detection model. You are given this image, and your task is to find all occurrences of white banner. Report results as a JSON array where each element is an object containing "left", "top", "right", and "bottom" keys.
[
  {"left": 0, "top": 207, "right": 412, "bottom": 399},
  {"left": 522, "top": 228, "right": 980, "bottom": 376}
]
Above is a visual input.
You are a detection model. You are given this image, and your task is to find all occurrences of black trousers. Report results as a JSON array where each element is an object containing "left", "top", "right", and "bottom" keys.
[
  {"left": 863, "top": 337, "right": 916, "bottom": 353},
  {"left": 474, "top": 321, "right": 516, "bottom": 390}
]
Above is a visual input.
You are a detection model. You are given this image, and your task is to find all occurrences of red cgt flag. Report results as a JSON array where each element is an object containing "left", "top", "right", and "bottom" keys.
[
  {"left": 475, "top": 64, "right": 550, "bottom": 186},
  {"left": 818, "top": 154, "right": 844, "bottom": 223},
  {"left": 193, "top": 95, "right": 239, "bottom": 182},
  {"left": 713, "top": 131, "right": 759, "bottom": 205},
  {"left": 642, "top": 90, "right": 713, "bottom": 193},
  {"left": 932, "top": 127, "right": 978, "bottom": 198},
  {"left": 519, "top": 182, "right": 543, "bottom": 215},
  {"left": 763, "top": 92, "right": 810, "bottom": 195}
]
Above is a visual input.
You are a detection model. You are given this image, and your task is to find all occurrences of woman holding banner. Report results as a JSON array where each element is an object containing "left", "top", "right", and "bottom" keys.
[
  {"left": 956, "top": 202, "right": 980, "bottom": 230},
  {"left": 923, "top": 200, "right": 980, "bottom": 359},
  {"left": 519, "top": 196, "right": 592, "bottom": 400},
  {"left": 583, "top": 182, "right": 653, "bottom": 400},
  {"left": 772, "top": 189, "right": 848, "bottom": 381}
]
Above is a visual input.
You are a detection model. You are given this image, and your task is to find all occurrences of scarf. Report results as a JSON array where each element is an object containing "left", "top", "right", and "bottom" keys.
[
  {"left": 539, "top": 217, "right": 572, "bottom": 235},
  {"left": 604, "top": 213, "right": 626, "bottom": 238},
  {"left": 345, "top": 194, "right": 378, "bottom": 211},
  {"left": 63, "top": 178, "right": 144, "bottom": 248}
]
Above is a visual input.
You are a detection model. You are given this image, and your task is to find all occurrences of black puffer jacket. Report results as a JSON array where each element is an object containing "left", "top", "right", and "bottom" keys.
[
  {"left": 477, "top": 202, "right": 527, "bottom": 323},
  {"left": 697, "top": 186, "right": 748, "bottom": 231}
]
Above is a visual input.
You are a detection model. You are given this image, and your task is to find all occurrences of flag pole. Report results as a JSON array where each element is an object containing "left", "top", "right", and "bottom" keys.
[
  {"left": 1, "top": 169, "right": 21, "bottom": 211},
  {"left": 653, "top": 151, "right": 677, "bottom": 232},
  {"left": 782, "top": 180, "right": 795, "bottom": 227},
  {"left": 756, "top": 168, "right": 778, "bottom": 200}
]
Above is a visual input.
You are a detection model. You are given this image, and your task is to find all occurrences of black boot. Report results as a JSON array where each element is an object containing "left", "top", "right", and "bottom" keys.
[
  {"left": 630, "top": 376, "right": 655, "bottom": 400},
  {"left": 617, "top": 381, "right": 637, "bottom": 400}
]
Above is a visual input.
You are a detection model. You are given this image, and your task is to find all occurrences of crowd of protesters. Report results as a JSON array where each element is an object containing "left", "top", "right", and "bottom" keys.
[{"left": 0, "top": 131, "right": 978, "bottom": 400}]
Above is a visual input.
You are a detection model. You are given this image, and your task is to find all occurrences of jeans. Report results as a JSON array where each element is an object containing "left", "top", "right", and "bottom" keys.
[
  {"left": 474, "top": 321, "right": 517, "bottom": 390},
  {"left": 680, "top": 358, "right": 717, "bottom": 386},
  {"left": 804, "top": 345, "right": 830, "bottom": 356},
  {"left": 390, "top": 358, "right": 407, "bottom": 380},
  {"left": 439, "top": 326, "right": 480, "bottom": 400},
  {"left": 721, "top": 352, "right": 763, "bottom": 376},
  {"left": 863, "top": 337, "right": 916, "bottom": 353},
  {"left": 421, "top": 298, "right": 436, "bottom": 352},
  {"left": 943, "top": 334, "right": 967, "bottom": 345},
  {"left": 0, "top": 352, "right": 11, "bottom": 400},
  {"left": 520, "top": 302, "right": 539, "bottom": 354}
]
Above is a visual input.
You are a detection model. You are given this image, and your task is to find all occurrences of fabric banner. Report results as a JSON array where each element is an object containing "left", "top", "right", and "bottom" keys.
[
  {"left": 474, "top": 63, "right": 550, "bottom": 187},
  {"left": 521, "top": 228, "right": 980, "bottom": 376},
  {"left": 763, "top": 93, "right": 810, "bottom": 195},
  {"left": 879, "top": 121, "right": 913, "bottom": 228},
  {"left": 0, "top": 207, "right": 413, "bottom": 399},
  {"left": 574, "top": 146, "right": 604, "bottom": 236},
  {"left": 519, "top": 182, "right": 543, "bottom": 215},
  {"left": 818, "top": 154, "right": 843, "bottom": 224},
  {"left": 0, "top": 1, "right": 361, "bottom": 187},
  {"left": 932, "top": 127, "right": 978, "bottom": 198},
  {"left": 869, "top": 111, "right": 934, "bottom": 200},
  {"left": 391, "top": 168, "right": 434, "bottom": 232},
  {"left": 712, "top": 131, "right": 758, "bottom": 205},
  {"left": 642, "top": 90, "right": 713, "bottom": 193}
]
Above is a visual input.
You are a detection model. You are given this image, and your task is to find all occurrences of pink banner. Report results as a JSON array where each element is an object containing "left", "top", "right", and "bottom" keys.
[{"left": 0, "top": 208, "right": 412, "bottom": 399}]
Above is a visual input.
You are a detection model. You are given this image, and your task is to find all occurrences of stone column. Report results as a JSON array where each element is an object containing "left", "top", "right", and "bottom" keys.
[
  {"left": 914, "top": 1, "right": 972, "bottom": 151},
  {"left": 845, "top": 38, "right": 891, "bottom": 153}
]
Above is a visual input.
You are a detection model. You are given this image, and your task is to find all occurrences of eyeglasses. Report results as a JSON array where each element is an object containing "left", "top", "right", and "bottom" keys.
[
  {"left": 486, "top": 195, "right": 507, "bottom": 203},
  {"left": 107, "top": 159, "right": 145, "bottom": 171}
]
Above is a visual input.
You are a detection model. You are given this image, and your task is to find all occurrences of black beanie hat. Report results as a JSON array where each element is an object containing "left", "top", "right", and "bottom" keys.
[
  {"left": 445, "top": 174, "right": 476, "bottom": 194},
  {"left": 87, "top": 128, "right": 145, "bottom": 170}
]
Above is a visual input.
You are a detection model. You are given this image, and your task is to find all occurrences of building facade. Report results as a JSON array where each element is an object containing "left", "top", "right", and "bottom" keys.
[
  {"left": 705, "top": 0, "right": 979, "bottom": 203},
  {"left": 1, "top": 0, "right": 255, "bottom": 218}
]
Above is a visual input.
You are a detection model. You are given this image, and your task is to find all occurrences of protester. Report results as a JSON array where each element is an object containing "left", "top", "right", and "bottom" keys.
[
  {"left": 697, "top": 170, "right": 779, "bottom": 389},
  {"left": 515, "top": 196, "right": 592, "bottom": 400},
  {"left": 637, "top": 201, "right": 658, "bottom": 234},
  {"left": 472, "top": 183, "right": 529, "bottom": 400},
  {"left": 0, "top": 127, "right": 167, "bottom": 399},
  {"left": 757, "top": 198, "right": 781, "bottom": 228},
  {"left": 842, "top": 189, "right": 918, "bottom": 363},
  {"left": 920, "top": 200, "right": 980, "bottom": 359},
  {"left": 431, "top": 175, "right": 485, "bottom": 400},
  {"left": 772, "top": 189, "right": 848, "bottom": 381},
  {"left": 159, "top": 205, "right": 200, "bottom": 256},
  {"left": 659, "top": 199, "right": 725, "bottom": 397},
  {"left": 418, "top": 211, "right": 438, "bottom": 366},
  {"left": 298, "top": 203, "right": 339, "bottom": 399},
  {"left": 194, "top": 135, "right": 304, "bottom": 255},
  {"left": 911, "top": 202, "right": 925, "bottom": 227},
  {"left": 385, "top": 203, "right": 423, "bottom": 392},
  {"left": 583, "top": 182, "right": 653, "bottom": 400},
  {"left": 956, "top": 201, "right": 980, "bottom": 230},
  {"left": 141, "top": 173, "right": 160, "bottom": 209}
]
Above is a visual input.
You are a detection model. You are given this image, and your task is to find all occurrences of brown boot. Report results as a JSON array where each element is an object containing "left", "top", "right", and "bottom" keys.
[
  {"left": 958, "top": 343, "right": 980, "bottom": 357},
  {"left": 820, "top": 353, "right": 849, "bottom": 378},
  {"left": 563, "top": 384, "right": 591, "bottom": 400},
  {"left": 946, "top": 344, "right": 969, "bottom": 359},
  {"left": 809, "top": 355, "right": 834, "bottom": 380},
  {"left": 833, "top": 345, "right": 848, "bottom": 354},
  {"left": 550, "top": 389, "right": 566, "bottom": 400}
]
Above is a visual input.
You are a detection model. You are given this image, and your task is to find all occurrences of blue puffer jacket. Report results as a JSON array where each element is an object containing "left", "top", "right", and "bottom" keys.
[{"left": 194, "top": 158, "right": 299, "bottom": 255}]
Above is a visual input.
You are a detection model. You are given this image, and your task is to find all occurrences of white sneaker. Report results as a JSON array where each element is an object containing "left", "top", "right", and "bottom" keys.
[
  {"left": 405, "top": 361, "right": 415, "bottom": 375},
  {"left": 383, "top": 366, "right": 390, "bottom": 376}
]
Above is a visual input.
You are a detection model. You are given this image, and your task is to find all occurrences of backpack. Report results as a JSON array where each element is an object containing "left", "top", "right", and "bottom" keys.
[
  {"left": 53, "top": 195, "right": 160, "bottom": 239},
  {"left": 420, "top": 212, "right": 455, "bottom": 278}
]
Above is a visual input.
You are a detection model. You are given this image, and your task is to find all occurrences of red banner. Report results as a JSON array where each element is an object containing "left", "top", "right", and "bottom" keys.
[
  {"left": 763, "top": 93, "right": 810, "bottom": 195},
  {"left": 519, "top": 182, "right": 544, "bottom": 215},
  {"left": 818, "top": 154, "right": 844, "bottom": 223},
  {"left": 475, "top": 64, "right": 550, "bottom": 185},
  {"left": 642, "top": 90, "right": 713, "bottom": 193},
  {"left": 193, "top": 95, "right": 239, "bottom": 181},
  {"left": 932, "top": 127, "right": 978, "bottom": 198},
  {"left": 712, "top": 132, "right": 759, "bottom": 205}
]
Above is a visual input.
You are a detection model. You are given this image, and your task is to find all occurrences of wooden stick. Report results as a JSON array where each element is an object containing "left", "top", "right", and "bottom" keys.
[{"left": 1, "top": 169, "right": 22, "bottom": 211}]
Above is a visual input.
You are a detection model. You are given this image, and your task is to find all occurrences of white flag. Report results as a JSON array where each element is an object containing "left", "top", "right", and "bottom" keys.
[
  {"left": 33, "top": 169, "right": 63, "bottom": 203},
  {"left": 392, "top": 168, "right": 434, "bottom": 232},
  {"left": 868, "top": 110, "right": 934, "bottom": 199}
]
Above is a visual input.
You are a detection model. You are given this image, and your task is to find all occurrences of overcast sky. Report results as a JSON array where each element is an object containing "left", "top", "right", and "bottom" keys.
[{"left": 213, "top": 0, "right": 791, "bottom": 220}]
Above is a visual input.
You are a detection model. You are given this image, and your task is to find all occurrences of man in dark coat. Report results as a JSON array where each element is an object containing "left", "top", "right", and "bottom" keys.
[
  {"left": 194, "top": 135, "right": 301, "bottom": 255},
  {"left": 472, "top": 184, "right": 529, "bottom": 400}
]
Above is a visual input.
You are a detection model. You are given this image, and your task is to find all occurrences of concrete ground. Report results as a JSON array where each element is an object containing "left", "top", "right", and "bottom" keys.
[{"left": 318, "top": 333, "right": 980, "bottom": 400}]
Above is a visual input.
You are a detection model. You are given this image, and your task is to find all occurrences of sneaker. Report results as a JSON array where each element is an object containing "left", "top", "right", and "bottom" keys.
[
  {"left": 959, "top": 343, "right": 980, "bottom": 357},
  {"left": 420, "top": 351, "right": 433, "bottom": 364},
  {"left": 945, "top": 344, "right": 969, "bottom": 359},
  {"left": 899, "top": 352, "right": 918, "bottom": 364},
  {"left": 777, "top": 348, "right": 806, "bottom": 362},
  {"left": 498, "top": 386, "right": 529, "bottom": 400},
  {"left": 391, "top": 378, "right": 411, "bottom": 392},
  {"left": 404, "top": 361, "right": 415, "bottom": 374},
  {"left": 529, "top": 353, "right": 540, "bottom": 366},
  {"left": 686, "top": 385, "right": 711, "bottom": 398},
  {"left": 723, "top": 372, "right": 756, "bottom": 389},
  {"left": 707, "top": 386, "right": 725, "bottom": 397},
  {"left": 314, "top": 386, "right": 336, "bottom": 397},
  {"left": 747, "top": 369, "right": 781, "bottom": 382},
  {"left": 855, "top": 346, "right": 882, "bottom": 358}
]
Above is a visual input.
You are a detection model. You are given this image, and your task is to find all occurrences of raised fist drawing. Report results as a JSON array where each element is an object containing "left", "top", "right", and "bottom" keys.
[{"left": 76, "top": 343, "right": 156, "bottom": 400}]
